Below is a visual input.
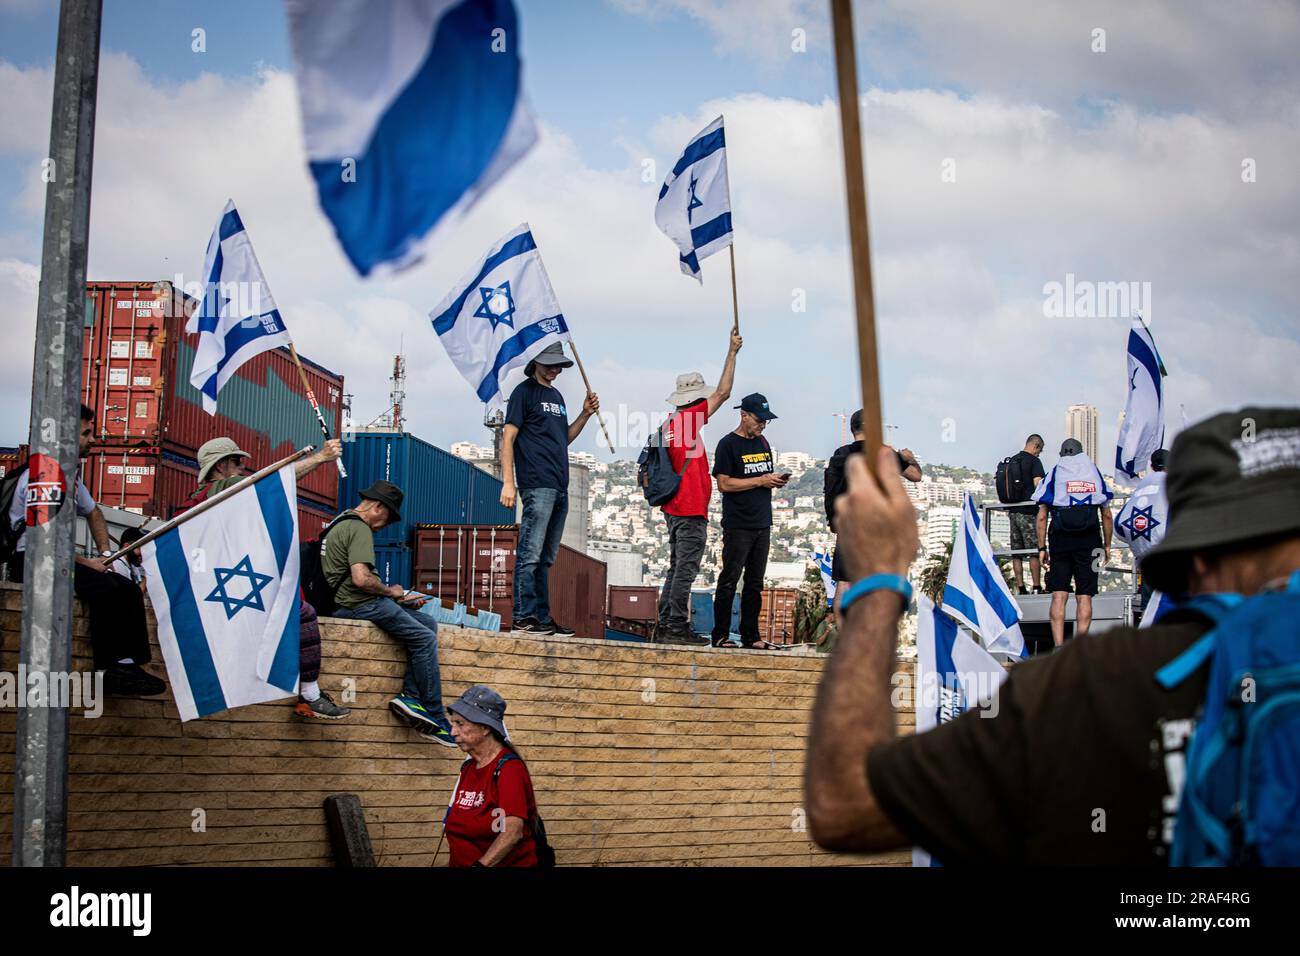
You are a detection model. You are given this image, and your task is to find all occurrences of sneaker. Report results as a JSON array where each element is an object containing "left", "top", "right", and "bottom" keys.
[
  {"left": 657, "top": 625, "right": 709, "bottom": 646},
  {"left": 1017, "top": 586, "right": 1029, "bottom": 595},
  {"left": 389, "top": 694, "right": 437, "bottom": 730},
  {"left": 295, "top": 692, "right": 351, "bottom": 720},
  {"left": 102, "top": 663, "right": 166, "bottom": 697},
  {"left": 511, "top": 617, "right": 540, "bottom": 634},
  {"left": 549, "top": 621, "right": 576, "bottom": 638},
  {"left": 417, "top": 718, "right": 459, "bottom": 748},
  {"left": 515, "top": 619, "right": 555, "bottom": 636}
]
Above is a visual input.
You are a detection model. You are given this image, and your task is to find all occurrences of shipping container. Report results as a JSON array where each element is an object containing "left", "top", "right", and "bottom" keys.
[
  {"left": 84, "top": 444, "right": 343, "bottom": 542},
  {"left": 373, "top": 545, "right": 413, "bottom": 590},
  {"left": 0, "top": 444, "right": 30, "bottom": 479},
  {"left": 604, "top": 626, "right": 650, "bottom": 643},
  {"left": 759, "top": 587, "right": 800, "bottom": 644},
  {"left": 607, "top": 585, "right": 659, "bottom": 622},
  {"left": 607, "top": 616, "right": 654, "bottom": 640},
  {"left": 339, "top": 432, "right": 512, "bottom": 547},
  {"left": 81, "top": 281, "right": 344, "bottom": 508},
  {"left": 411, "top": 524, "right": 606, "bottom": 638},
  {"left": 690, "top": 590, "right": 741, "bottom": 638}
]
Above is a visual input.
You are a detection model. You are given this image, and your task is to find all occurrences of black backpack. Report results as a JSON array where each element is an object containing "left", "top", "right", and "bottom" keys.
[
  {"left": 299, "top": 512, "right": 365, "bottom": 616},
  {"left": 1050, "top": 505, "right": 1100, "bottom": 535},
  {"left": 0, "top": 460, "right": 31, "bottom": 570},
  {"left": 491, "top": 753, "right": 556, "bottom": 868},
  {"left": 637, "top": 422, "right": 691, "bottom": 508},
  {"left": 995, "top": 455, "right": 1029, "bottom": 504}
]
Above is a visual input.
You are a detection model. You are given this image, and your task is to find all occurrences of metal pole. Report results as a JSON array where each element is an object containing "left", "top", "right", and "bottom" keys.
[{"left": 14, "top": 0, "right": 103, "bottom": 868}]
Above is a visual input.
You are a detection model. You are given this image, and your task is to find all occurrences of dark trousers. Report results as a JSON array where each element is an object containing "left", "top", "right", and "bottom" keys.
[
  {"left": 299, "top": 598, "right": 322, "bottom": 683},
  {"left": 658, "top": 514, "right": 707, "bottom": 630},
  {"left": 712, "top": 527, "right": 770, "bottom": 645},
  {"left": 10, "top": 552, "right": 151, "bottom": 669}
]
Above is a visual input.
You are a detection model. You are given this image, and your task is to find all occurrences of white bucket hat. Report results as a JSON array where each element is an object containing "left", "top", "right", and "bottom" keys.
[{"left": 666, "top": 372, "right": 713, "bottom": 407}]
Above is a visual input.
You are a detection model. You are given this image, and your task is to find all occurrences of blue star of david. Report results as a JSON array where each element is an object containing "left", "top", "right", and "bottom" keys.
[
  {"left": 1068, "top": 494, "right": 1093, "bottom": 507},
  {"left": 204, "top": 555, "right": 274, "bottom": 620},
  {"left": 1119, "top": 504, "right": 1160, "bottom": 542},
  {"left": 473, "top": 281, "right": 517, "bottom": 331},
  {"left": 687, "top": 175, "right": 703, "bottom": 223}
]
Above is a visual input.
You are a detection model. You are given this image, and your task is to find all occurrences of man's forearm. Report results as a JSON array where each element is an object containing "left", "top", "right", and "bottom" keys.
[
  {"left": 88, "top": 508, "right": 110, "bottom": 553},
  {"left": 567, "top": 411, "right": 592, "bottom": 444},
  {"left": 805, "top": 591, "right": 907, "bottom": 850},
  {"left": 501, "top": 433, "right": 516, "bottom": 484},
  {"left": 294, "top": 452, "right": 327, "bottom": 479},
  {"left": 355, "top": 568, "right": 392, "bottom": 596},
  {"left": 717, "top": 345, "right": 738, "bottom": 396}
]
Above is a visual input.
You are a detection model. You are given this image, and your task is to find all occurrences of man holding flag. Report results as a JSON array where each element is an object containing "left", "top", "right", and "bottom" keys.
[
  {"left": 656, "top": 116, "right": 734, "bottom": 285},
  {"left": 429, "top": 223, "right": 601, "bottom": 637},
  {"left": 1033, "top": 438, "right": 1114, "bottom": 646}
]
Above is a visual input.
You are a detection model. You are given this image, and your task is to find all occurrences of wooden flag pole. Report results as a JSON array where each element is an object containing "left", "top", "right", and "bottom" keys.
[
  {"left": 566, "top": 341, "right": 617, "bottom": 453},
  {"left": 830, "top": 0, "right": 884, "bottom": 461},
  {"left": 101, "top": 447, "right": 315, "bottom": 564},
  {"left": 288, "top": 340, "right": 347, "bottom": 478},
  {"left": 728, "top": 243, "right": 740, "bottom": 333}
]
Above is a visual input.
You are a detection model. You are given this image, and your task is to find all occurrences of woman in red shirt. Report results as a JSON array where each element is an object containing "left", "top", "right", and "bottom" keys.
[{"left": 442, "top": 685, "right": 540, "bottom": 867}]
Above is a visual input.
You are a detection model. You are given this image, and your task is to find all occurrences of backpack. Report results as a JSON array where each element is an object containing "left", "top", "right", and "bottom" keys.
[
  {"left": 637, "top": 421, "right": 691, "bottom": 508},
  {"left": 299, "top": 512, "right": 365, "bottom": 616},
  {"left": 491, "top": 752, "right": 556, "bottom": 868},
  {"left": 170, "top": 482, "right": 213, "bottom": 519},
  {"left": 1154, "top": 571, "right": 1300, "bottom": 866},
  {"left": 0, "top": 460, "right": 31, "bottom": 568},
  {"left": 995, "top": 455, "right": 1028, "bottom": 504}
]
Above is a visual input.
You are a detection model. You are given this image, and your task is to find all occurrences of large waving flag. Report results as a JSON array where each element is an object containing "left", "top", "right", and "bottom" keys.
[
  {"left": 188, "top": 200, "right": 293, "bottom": 414},
  {"left": 1115, "top": 470, "right": 1168, "bottom": 560},
  {"left": 813, "top": 551, "right": 835, "bottom": 607},
  {"left": 429, "top": 223, "right": 570, "bottom": 408},
  {"left": 285, "top": 0, "right": 537, "bottom": 276},
  {"left": 913, "top": 594, "right": 1009, "bottom": 866},
  {"left": 1033, "top": 453, "right": 1114, "bottom": 508},
  {"left": 140, "top": 467, "right": 301, "bottom": 721},
  {"left": 655, "top": 116, "right": 733, "bottom": 282},
  {"left": 1115, "top": 318, "right": 1167, "bottom": 480},
  {"left": 942, "top": 495, "right": 1027, "bottom": 658}
]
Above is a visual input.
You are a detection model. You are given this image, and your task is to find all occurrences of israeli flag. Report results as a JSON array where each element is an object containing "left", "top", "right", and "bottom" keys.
[
  {"left": 188, "top": 200, "right": 293, "bottom": 414},
  {"left": 941, "top": 495, "right": 1027, "bottom": 658},
  {"left": 286, "top": 0, "right": 537, "bottom": 277},
  {"left": 913, "top": 594, "right": 1008, "bottom": 867},
  {"left": 1115, "top": 471, "right": 1168, "bottom": 560},
  {"left": 655, "top": 116, "right": 733, "bottom": 282},
  {"left": 140, "top": 467, "right": 301, "bottom": 721},
  {"left": 813, "top": 551, "right": 835, "bottom": 607},
  {"left": 1139, "top": 590, "right": 1170, "bottom": 629},
  {"left": 1115, "top": 318, "right": 1167, "bottom": 480},
  {"left": 1033, "top": 453, "right": 1114, "bottom": 508},
  {"left": 429, "top": 223, "right": 571, "bottom": 408}
]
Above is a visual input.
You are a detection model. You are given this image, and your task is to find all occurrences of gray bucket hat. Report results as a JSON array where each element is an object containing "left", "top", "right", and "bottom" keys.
[
  {"left": 1140, "top": 406, "right": 1300, "bottom": 594},
  {"left": 448, "top": 684, "right": 509, "bottom": 740},
  {"left": 197, "top": 436, "right": 251, "bottom": 483},
  {"left": 524, "top": 342, "right": 573, "bottom": 378},
  {"left": 667, "top": 372, "right": 713, "bottom": 407}
]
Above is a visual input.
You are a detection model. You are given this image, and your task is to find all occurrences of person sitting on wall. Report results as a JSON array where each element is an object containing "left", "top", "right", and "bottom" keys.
[{"left": 181, "top": 436, "right": 351, "bottom": 721}]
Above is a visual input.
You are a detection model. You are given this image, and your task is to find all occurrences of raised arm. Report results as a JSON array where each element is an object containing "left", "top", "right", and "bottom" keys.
[
  {"left": 295, "top": 438, "right": 342, "bottom": 479},
  {"left": 706, "top": 331, "right": 743, "bottom": 417},
  {"left": 568, "top": 393, "right": 599, "bottom": 444}
]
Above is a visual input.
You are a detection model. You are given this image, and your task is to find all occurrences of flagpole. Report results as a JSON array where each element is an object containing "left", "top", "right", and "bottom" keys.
[
  {"left": 101, "top": 447, "right": 315, "bottom": 563},
  {"left": 727, "top": 244, "right": 740, "bottom": 333},
  {"left": 566, "top": 341, "right": 616, "bottom": 453},
  {"left": 288, "top": 341, "right": 347, "bottom": 478},
  {"left": 830, "top": 0, "right": 884, "bottom": 460}
]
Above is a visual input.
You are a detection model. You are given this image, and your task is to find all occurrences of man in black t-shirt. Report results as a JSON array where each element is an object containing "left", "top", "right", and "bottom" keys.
[
  {"left": 710, "top": 393, "right": 788, "bottom": 648},
  {"left": 1005, "top": 434, "right": 1047, "bottom": 594},
  {"left": 823, "top": 408, "right": 921, "bottom": 591},
  {"left": 501, "top": 343, "right": 599, "bottom": 637},
  {"left": 804, "top": 406, "right": 1300, "bottom": 865}
]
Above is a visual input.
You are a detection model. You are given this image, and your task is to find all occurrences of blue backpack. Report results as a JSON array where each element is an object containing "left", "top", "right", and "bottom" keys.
[
  {"left": 636, "top": 424, "right": 690, "bottom": 508},
  {"left": 1154, "top": 571, "right": 1300, "bottom": 866}
]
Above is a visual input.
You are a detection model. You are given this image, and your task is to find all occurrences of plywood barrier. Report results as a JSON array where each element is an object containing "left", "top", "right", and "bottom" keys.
[{"left": 0, "top": 582, "right": 912, "bottom": 866}]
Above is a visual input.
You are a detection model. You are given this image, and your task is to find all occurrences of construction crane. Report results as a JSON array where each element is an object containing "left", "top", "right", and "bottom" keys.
[{"left": 831, "top": 411, "right": 850, "bottom": 446}]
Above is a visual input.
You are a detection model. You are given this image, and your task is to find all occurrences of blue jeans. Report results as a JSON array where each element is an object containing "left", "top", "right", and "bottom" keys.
[
  {"left": 514, "top": 487, "right": 568, "bottom": 624},
  {"left": 334, "top": 597, "right": 445, "bottom": 720}
]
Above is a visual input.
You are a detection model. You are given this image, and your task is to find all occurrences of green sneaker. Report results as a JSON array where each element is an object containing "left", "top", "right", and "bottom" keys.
[
  {"left": 418, "top": 717, "right": 459, "bottom": 748},
  {"left": 389, "top": 694, "right": 436, "bottom": 730}
]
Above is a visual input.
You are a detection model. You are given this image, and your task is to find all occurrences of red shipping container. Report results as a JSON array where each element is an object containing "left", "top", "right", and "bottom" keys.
[
  {"left": 411, "top": 524, "right": 607, "bottom": 638},
  {"left": 607, "top": 585, "right": 659, "bottom": 622},
  {"left": 759, "top": 587, "right": 799, "bottom": 644},
  {"left": 81, "top": 281, "right": 343, "bottom": 509},
  {"left": 0, "top": 444, "right": 30, "bottom": 479}
]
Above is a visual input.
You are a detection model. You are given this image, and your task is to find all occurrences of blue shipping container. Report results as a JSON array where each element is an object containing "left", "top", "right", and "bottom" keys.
[
  {"left": 372, "top": 545, "right": 413, "bottom": 590},
  {"left": 339, "top": 432, "right": 512, "bottom": 546},
  {"left": 690, "top": 590, "right": 741, "bottom": 636}
]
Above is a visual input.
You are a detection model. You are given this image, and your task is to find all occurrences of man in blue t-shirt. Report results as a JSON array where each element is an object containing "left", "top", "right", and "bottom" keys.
[{"left": 501, "top": 342, "right": 600, "bottom": 636}]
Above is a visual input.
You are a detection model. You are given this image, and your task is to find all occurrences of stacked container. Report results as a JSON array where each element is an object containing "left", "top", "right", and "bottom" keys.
[
  {"left": 411, "top": 523, "right": 607, "bottom": 638},
  {"left": 79, "top": 281, "right": 345, "bottom": 539}
]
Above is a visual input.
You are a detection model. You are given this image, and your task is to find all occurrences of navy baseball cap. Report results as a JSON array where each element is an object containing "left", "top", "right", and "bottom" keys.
[{"left": 735, "top": 393, "right": 777, "bottom": 421}]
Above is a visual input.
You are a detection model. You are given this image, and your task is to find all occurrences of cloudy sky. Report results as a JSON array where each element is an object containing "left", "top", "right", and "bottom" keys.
[{"left": 1, "top": 0, "right": 1296, "bottom": 473}]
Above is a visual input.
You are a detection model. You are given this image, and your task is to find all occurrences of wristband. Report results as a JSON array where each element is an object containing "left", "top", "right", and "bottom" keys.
[{"left": 839, "top": 574, "right": 912, "bottom": 615}]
